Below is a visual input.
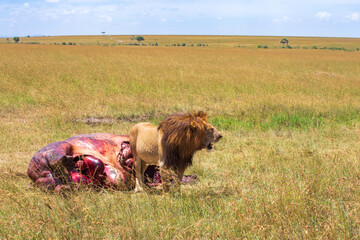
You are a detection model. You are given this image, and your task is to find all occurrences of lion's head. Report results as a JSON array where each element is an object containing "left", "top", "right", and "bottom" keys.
[
  {"left": 158, "top": 111, "right": 222, "bottom": 169},
  {"left": 204, "top": 122, "right": 222, "bottom": 151}
]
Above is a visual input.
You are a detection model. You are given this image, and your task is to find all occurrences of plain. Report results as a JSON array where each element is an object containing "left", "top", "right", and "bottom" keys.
[{"left": 0, "top": 35, "right": 360, "bottom": 239}]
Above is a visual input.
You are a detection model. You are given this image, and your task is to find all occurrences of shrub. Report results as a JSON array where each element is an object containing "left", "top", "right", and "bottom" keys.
[
  {"left": 62, "top": 42, "right": 66, "bottom": 45},
  {"left": 13, "top": 37, "right": 20, "bottom": 43},
  {"left": 312, "top": 46, "right": 318, "bottom": 49},
  {"left": 24, "top": 42, "right": 40, "bottom": 44},
  {"left": 182, "top": 43, "right": 186, "bottom": 46}
]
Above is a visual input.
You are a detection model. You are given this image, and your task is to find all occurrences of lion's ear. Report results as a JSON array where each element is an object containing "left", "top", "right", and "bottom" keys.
[{"left": 196, "top": 111, "right": 207, "bottom": 122}]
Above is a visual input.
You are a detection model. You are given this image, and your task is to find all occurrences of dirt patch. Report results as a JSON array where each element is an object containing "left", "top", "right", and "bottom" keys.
[
  {"left": 74, "top": 117, "right": 115, "bottom": 125},
  {"left": 0, "top": 152, "right": 32, "bottom": 162},
  {"left": 312, "top": 71, "right": 339, "bottom": 77},
  {"left": 74, "top": 112, "right": 167, "bottom": 125},
  {"left": 0, "top": 169, "right": 28, "bottom": 179}
]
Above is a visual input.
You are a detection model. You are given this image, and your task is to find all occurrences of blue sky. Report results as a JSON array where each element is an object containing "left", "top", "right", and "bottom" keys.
[{"left": 1, "top": 0, "right": 360, "bottom": 37}]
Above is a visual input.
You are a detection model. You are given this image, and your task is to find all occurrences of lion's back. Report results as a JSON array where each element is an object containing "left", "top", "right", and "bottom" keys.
[{"left": 130, "top": 122, "right": 159, "bottom": 164}]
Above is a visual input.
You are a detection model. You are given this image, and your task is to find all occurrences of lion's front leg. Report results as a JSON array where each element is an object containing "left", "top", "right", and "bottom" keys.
[
  {"left": 174, "top": 167, "right": 186, "bottom": 190},
  {"left": 134, "top": 158, "right": 145, "bottom": 193},
  {"left": 160, "top": 165, "right": 171, "bottom": 193}
]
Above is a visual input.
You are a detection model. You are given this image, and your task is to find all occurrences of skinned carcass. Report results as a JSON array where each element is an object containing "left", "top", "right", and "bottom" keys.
[{"left": 27, "top": 133, "right": 196, "bottom": 191}]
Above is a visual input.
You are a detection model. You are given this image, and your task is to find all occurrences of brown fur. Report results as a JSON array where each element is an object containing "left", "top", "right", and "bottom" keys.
[
  {"left": 158, "top": 111, "right": 208, "bottom": 171},
  {"left": 130, "top": 111, "right": 222, "bottom": 192}
]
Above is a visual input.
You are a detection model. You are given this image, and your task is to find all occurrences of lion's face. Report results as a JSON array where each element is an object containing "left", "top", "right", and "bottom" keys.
[{"left": 203, "top": 123, "right": 222, "bottom": 150}]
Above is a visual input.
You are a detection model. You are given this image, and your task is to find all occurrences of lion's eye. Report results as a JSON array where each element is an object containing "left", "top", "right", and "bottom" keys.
[{"left": 210, "top": 128, "right": 214, "bottom": 132}]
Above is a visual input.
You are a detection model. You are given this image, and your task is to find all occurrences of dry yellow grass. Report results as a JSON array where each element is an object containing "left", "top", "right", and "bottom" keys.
[{"left": 0, "top": 36, "right": 360, "bottom": 238}]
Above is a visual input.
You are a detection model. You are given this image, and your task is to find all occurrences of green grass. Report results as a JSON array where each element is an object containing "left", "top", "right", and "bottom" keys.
[
  {"left": 212, "top": 107, "right": 360, "bottom": 131},
  {"left": 1, "top": 36, "right": 360, "bottom": 239}
]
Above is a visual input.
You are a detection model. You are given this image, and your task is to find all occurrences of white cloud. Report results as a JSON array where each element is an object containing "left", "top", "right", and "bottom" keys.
[
  {"left": 23, "top": 3, "right": 30, "bottom": 8},
  {"left": 316, "top": 11, "right": 331, "bottom": 21},
  {"left": 62, "top": 9, "right": 76, "bottom": 15},
  {"left": 45, "top": 0, "right": 61, "bottom": 3},
  {"left": 98, "top": 15, "right": 112, "bottom": 22},
  {"left": 346, "top": 12, "right": 359, "bottom": 21},
  {"left": 160, "top": 18, "right": 167, "bottom": 22},
  {"left": 274, "top": 16, "right": 290, "bottom": 23}
]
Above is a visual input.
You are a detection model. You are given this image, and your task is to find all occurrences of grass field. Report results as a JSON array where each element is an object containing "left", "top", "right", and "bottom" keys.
[{"left": 0, "top": 35, "right": 360, "bottom": 239}]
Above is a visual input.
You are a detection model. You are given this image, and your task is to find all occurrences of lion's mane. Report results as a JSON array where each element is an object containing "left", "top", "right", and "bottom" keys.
[{"left": 158, "top": 111, "right": 208, "bottom": 171}]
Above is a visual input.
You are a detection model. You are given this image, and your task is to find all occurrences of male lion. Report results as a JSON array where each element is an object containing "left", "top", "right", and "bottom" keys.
[{"left": 130, "top": 111, "right": 222, "bottom": 192}]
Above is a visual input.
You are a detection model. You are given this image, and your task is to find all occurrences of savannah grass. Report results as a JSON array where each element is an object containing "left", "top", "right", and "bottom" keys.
[{"left": 0, "top": 36, "right": 360, "bottom": 239}]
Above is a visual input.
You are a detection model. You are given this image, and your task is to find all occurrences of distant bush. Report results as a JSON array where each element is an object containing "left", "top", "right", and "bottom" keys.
[
  {"left": 62, "top": 42, "right": 66, "bottom": 45},
  {"left": 357, "top": 48, "right": 360, "bottom": 51},
  {"left": 182, "top": 43, "right": 186, "bottom": 46},
  {"left": 312, "top": 46, "right": 318, "bottom": 49},
  {"left": 68, "top": 42, "right": 73, "bottom": 45},
  {"left": 23, "top": 42, "right": 40, "bottom": 44},
  {"left": 329, "top": 47, "right": 346, "bottom": 51}
]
